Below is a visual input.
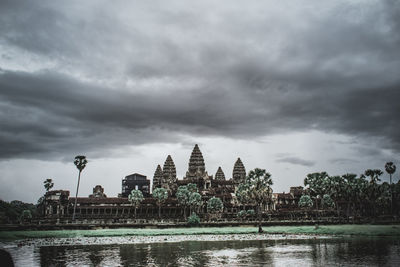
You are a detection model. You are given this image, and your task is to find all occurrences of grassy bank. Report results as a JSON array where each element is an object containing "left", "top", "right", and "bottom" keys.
[{"left": 1, "top": 225, "right": 400, "bottom": 240}]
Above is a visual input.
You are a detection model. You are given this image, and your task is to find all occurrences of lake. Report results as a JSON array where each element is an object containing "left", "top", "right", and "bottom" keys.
[{"left": 2, "top": 235, "right": 400, "bottom": 266}]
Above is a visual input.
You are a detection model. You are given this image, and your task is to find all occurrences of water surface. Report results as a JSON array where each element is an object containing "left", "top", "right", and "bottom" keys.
[{"left": 3, "top": 236, "right": 400, "bottom": 266}]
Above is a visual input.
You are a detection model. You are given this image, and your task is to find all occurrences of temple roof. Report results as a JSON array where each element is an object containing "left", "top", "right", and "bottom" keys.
[
  {"left": 188, "top": 144, "right": 205, "bottom": 174},
  {"left": 152, "top": 164, "right": 163, "bottom": 189},
  {"left": 233, "top": 157, "right": 246, "bottom": 183},
  {"left": 162, "top": 155, "right": 176, "bottom": 179},
  {"left": 215, "top": 167, "right": 226, "bottom": 180}
]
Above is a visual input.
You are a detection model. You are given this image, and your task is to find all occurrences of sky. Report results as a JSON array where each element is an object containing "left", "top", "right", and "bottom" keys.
[{"left": 1, "top": 0, "right": 399, "bottom": 203}]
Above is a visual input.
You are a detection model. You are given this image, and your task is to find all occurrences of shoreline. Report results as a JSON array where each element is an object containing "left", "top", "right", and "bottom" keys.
[{"left": 1, "top": 225, "right": 400, "bottom": 241}]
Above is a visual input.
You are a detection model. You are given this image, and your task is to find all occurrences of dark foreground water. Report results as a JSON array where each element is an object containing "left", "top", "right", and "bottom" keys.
[{"left": 3, "top": 236, "right": 400, "bottom": 266}]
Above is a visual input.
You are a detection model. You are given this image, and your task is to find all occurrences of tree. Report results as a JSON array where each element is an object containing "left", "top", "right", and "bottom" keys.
[
  {"left": 72, "top": 155, "right": 88, "bottom": 221},
  {"left": 385, "top": 162, "right": 396, "bottom": 214},
  {"left": 364, "top": 169, "right": 383, "bottom": 217},
  {"left": 177, "top": 184, "right": 202, "bottom": 220},
  {"left": 187, "top": 183, "right": 198, "bottom": 193},
  {"left": 298, "top": 195, "right": 313, "bottom": 209},
  {"left": 236, "top": 183, "right": 251, "bottom": 208},
  {"left": 188, "top": 192, "right": 202, "bottom": 215},
  {"left": 128, "top": 189, "right": 144, "bottom": 217},
  {"left": 207, "top": 197, "right": 223, "bottom": 219},
  {"left": 43, "top": 178, "right": 54, "bottom": 192},
  {"left": 20, "top": 209, "right": 32, "bottom": 223},
  {"left": 322, "top": 194, "right": 335, "bottom": 209},
  {"left": 238, "top": 168, "right": 273, "bottom": 233},
  {"left": 324, "top": 175, "right": 344, "bottom": 215},
  {"left": 176, "top": 186, "right": 190, "bottom": 220},
  {"left": 304, "top": 172, "right": 329, "bottom": 210},
  {"left": 187, "top": 212, "right": 200, "bottom": 226},
  {"left": 152, "top": 187, "right": 168, "bottom": 219}
]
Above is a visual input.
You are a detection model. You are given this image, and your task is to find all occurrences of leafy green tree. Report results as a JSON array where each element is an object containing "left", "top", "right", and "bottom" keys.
[
  {"left": 364, "top": 169, "right": 383, "bottom": 217},
  {"left": 43, "top": 178, "right": 54, "bottom": 192},
  {"left": 246, "top": 209, "right": 255, "bottom": 217},
  {"left": 322, "top": 194, "right": 335, "bottom": 209},
  {"left": 298, "top": 195, "right": 313, "bottom": 209},
  {"left": 189, "top": 192, "right": 202, "bottom": 215},
  {"left": 207, "top": 197, "right": 223, "bottom": 219},
  {"left": 376, "top": 182, "right": 391, "bottom": 213},
  {"left": 187, "top": 212, "right": 200, "bottom": 226},
  {"left": 237, "top": 210, "right": 247, "bottom": 219},
  {"left": 176, "top": 186, "right": 190, "bottom": 220},
  {"left": 324, "top": 175, "right": 344, "bottom": 215},
  {"left": 187, "top": 183, "right": 198, "bottom": 193},
  {"left": 304, "top": 172, "right": 329, "bottom": 209},
  {"left": 236, "top": 183, "right": 251, "bottom": 208},
  {"left": 342, "top": 174, "right": 358, "bottom": 218},
  {"left": 20, "top": 209, "right": 32, "bottom": 222},
  {"left": 385, "top": 162, "right": 396, "bottom": 214},
  {"left": 72, "top": 155, "right": 88, "bottom": 221},
  {"left": 152, "top": 187, "right": 168, "bottom": 219},
  {"left": 239, "top": 168, "right": 273, "bottom": 233},
  {"left": 128, "top": 189, "right": 144, "bottom": 217}
]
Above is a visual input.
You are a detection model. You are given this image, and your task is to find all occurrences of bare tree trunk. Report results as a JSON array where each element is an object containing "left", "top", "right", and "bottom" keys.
[
  {"left": 72, "top": 171, "right": 81, "bottom": 221},
  {"left": 158, "top": 205, "right": 161, "bottom": 219},
  {"left": 258, "top": 204, "right": 263, "bottom": 233},
  {"left": 390, "top": 173, "right": 393, "bottom": 215}
]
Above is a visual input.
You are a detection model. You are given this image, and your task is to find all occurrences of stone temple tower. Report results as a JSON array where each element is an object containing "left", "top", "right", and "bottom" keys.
[
  {"left": 162, "top": 155, "right": 178, "bottom": 195},
  {"left": 184, "top": 144, "right": 209, "bottom": 181},
  {"left": 152, "top": 164, "right": 163, "bottom": 191},
  {"left": 232, "top": 158, "right": 246, "bottom": 184},
  {"left": 215, "top": 167, "right": 226, "bottom": 180}
]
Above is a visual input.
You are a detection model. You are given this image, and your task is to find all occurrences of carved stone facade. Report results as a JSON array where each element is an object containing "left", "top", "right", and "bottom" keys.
[
  {"left": 152, "top": 165, "right": 163, "bottom": 191},
  {"left": 215, "top": 167, "right": 225, "bottom": 180},
  {"left": 184, "top": 144, "right": 210, "bottom": 182},
  {"left": 89, "top": 185, "right": 107, "bottom": 198},
  {"left": 43, "top": 144, "right": 303, "bottom": 221},
  {"left": 161, "top": 155, "right": 178, "bottom": 195},
  {"left": 232, "top": 158, "right": 246, "bottom": 185}
]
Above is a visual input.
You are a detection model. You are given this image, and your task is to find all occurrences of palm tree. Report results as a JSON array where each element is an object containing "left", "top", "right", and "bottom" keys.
[
  {"left": 43, "top": 178, "right": 54, "bottom": 192},
  {"left": 364, "top": 169, "right": 383, "bottom": 217},
  {"left": 385, "top": 162, "right": 396, "bottom": 214},
  {"left": 304, "top": 172, "right": 329, "bottom": 210},
  {"left": 152, "top": 187, "right": 168, "bottom": 219},
  {"left": 128, "top": 189, "right": 144, "bottom": 217},
  {"left": 243, "top": 168, "right": 273, "bottom": 233},
  {"left": 72, "top": 155, "right": 88, "bottom": 221}
]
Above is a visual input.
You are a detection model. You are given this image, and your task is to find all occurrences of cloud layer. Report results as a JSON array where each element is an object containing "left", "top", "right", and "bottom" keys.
[{"left": 1, "top": 0, "right": 400, "bottom": 161}]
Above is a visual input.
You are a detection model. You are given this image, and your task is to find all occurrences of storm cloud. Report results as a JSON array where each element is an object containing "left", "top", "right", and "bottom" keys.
[{"left": 0, "top": 0, "right": 400, "bottom": 160}]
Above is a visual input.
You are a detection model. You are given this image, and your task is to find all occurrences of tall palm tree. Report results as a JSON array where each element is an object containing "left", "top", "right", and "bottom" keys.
[
  {"left": 43, "top": 178, "right": 54, "bottom": 192},
  {"left": 244, "top": 168, "right": 273, "bottom": 233},
  {"left": 385, "top": 162, "right": 396, "bottom": 214},
  {"left": 364, "top": 169, "right": 383, "bottom": 217},
  {"left": 72, "top": 155, "right": 88, "bottom": 221}
]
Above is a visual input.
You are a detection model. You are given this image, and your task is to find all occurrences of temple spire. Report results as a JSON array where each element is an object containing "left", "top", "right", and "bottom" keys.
[
  {"left": 233, "top": 158, "right": 246, "bottom": 184},
  {"left": 188, "top": 144, "right": 205, "bottom": 175},
  {"left": 162, "top": 155, "right": 177, "bottom": 194},
  {"left": 215, "top": 167, "right": 225, "bottom": 180},
  {"left": 152, "top": 164, "right": 163, "bottom": 191}
]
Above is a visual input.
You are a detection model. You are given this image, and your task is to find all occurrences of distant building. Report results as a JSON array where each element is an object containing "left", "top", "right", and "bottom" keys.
[
  {"left": 121, "top": 173, "right": 150, "bottom": 197},
  {"left": 89, "top": 185, "right": 107, "bottom": 199}
]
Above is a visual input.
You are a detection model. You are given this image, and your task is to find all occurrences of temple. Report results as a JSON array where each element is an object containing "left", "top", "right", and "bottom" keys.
[{"left": 42, "top": 144, "right": 305, "bottom": 222}]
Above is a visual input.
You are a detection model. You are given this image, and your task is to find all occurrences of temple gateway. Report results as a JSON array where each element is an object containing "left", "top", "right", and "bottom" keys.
[{"left": 42, "top": 144, "right": 304, "bottom": 222}]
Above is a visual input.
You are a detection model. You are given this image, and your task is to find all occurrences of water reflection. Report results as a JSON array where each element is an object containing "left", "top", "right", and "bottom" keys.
[{"left": 32, "top": 237, "right": 400, "bottom": 266}]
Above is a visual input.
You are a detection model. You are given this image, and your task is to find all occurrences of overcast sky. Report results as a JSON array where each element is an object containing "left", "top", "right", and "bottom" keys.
[{"left": 1, "top": 0, "right": 399, "bottom": 203}]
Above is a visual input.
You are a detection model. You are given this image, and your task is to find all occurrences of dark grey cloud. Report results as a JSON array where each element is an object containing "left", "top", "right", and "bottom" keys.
[
  {"left": 0, "top": 0, "right": 400, "bottom": 160},
  {"left": 330, "top": 158, "right": 360, "bottom": 165},
  {"left": 276, "top": 155, "right": 315, "bottom": 167}
]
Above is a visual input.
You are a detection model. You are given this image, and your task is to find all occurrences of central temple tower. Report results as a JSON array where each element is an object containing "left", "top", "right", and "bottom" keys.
[{"left": 184, "top": 144, "right": 210, "bottom": 183}]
